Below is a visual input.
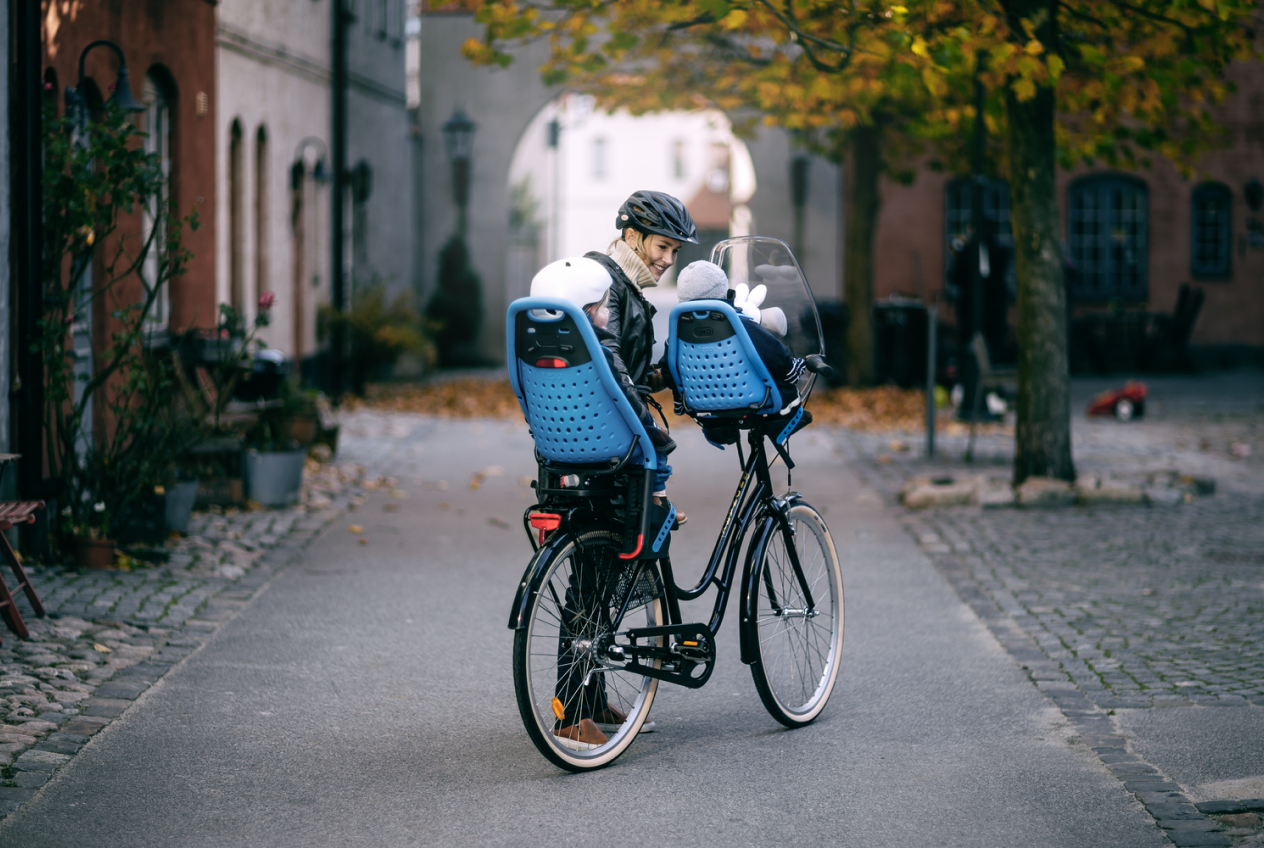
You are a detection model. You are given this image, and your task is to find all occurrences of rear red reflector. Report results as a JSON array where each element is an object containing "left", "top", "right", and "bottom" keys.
[
  {"left": 535, "top": 357, "right": 568, "bottom": 368},
  {"left": 529, "top": 513, "right": 562, "bottom": 531},
  {"left": 529, "top": 512, "right": 562, "bottom": 546}
]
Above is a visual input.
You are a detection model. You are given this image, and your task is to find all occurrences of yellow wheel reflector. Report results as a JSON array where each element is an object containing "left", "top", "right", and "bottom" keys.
[{"left": 551, "top": 697, "right": 565, "bottom": 720}]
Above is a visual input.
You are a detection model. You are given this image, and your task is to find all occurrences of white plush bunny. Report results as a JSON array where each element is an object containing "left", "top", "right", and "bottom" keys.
[{"left": 732, "top": 282, "right": 788, "bottom": 337}]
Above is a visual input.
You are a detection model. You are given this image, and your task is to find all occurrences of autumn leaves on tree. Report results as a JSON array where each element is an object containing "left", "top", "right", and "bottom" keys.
[{"left": 463, "top": 0, "right": 1260, "bottom": 483}]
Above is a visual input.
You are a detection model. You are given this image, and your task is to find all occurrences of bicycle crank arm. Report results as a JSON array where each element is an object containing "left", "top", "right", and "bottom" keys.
[{"left": 620, "top": 623, "right": 716, "bottom": 689}]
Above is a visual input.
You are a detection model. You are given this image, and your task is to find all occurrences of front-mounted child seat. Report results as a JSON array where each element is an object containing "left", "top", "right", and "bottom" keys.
[
  {"left": 667, "top": 299, "right": 784, "bottom": 418},
  {"left": 506, "top": 297, "right": 664, "bottom": 558}
]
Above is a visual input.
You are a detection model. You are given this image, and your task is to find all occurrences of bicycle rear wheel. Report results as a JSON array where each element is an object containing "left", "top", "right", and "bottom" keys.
[
  {"left": 512, "top": 529, "right": 664, "bottom": 771},
  {"left": 748, "top": 502, "right": 844, "bottom": 727}
]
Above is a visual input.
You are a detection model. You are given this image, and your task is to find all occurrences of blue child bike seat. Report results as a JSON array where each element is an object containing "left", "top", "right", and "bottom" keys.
[
  {"left": 666, "top": 300, "right": 783, "bottom": 417},
  {"left": 506, "top": 297, "right": 657, "bottom": 471}
]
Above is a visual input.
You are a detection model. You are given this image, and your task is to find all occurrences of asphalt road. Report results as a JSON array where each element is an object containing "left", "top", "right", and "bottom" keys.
[{"left": 0, "top": 418, "right": 1169, "bottom": 847}]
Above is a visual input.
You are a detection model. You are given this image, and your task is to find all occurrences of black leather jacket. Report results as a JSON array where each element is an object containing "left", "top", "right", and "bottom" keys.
[{"left": 585, "top": 251, "right": 656, "bottom": 418}]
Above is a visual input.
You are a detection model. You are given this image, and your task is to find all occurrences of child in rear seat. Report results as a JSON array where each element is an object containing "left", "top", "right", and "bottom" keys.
[
  {"left": 530, "top": 257, "right": 678, "bottom": 504},
  {"left": 529, "top": 256, "right": 673, "bottom": 749},
  {"left": 670, "top": 260, "right": 811, "bottom": 444}
]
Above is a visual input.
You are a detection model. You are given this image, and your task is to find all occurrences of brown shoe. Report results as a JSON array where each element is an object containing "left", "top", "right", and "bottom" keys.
[
  {"left": 553, "top": 718, "right": 607, "bottom": 751},
  {"left": 594, "top": 705, "right": 656, "bottom": 734},
  {"left": 653, "top": 496, "right": 687, "bottom": 527}
]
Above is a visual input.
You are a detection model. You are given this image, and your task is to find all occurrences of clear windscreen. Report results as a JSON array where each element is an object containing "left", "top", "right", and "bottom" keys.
[{"left": 710, "top": 236, "right": 824, "bottom": 400}]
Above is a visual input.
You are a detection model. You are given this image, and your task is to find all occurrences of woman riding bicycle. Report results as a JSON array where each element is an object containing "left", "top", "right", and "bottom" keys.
[{"left": 585, "top": 190, "right": 698, "bottom": 524}]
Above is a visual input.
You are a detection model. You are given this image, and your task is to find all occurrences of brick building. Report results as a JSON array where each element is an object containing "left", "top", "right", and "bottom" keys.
[
  {"left": 42, "top": 0, "right": 219, "bottom": 336},
  {"left": 870, "top": 60, "right": 1264, "bottom": 372}
]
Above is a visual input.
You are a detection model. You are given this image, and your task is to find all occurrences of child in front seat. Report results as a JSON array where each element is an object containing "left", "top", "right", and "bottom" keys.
[{"left": 671, "top": 260, "right": 811, "bottom": 444}]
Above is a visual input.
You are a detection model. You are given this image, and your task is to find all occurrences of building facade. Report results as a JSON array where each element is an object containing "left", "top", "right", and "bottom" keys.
[
  {"left": 41, "top": 0, "right": 219, "bottom": 337},
  {"left": 216, "top": 0, "right": 413, "bottom": 365},
  {"left": 870, "top": 60, "right": 1264, "bottom": 370}
]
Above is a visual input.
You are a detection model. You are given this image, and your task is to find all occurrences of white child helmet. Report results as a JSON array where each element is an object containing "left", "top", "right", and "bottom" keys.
[{"left": 530, "top": 257, "right": 612, "bottom": 309}]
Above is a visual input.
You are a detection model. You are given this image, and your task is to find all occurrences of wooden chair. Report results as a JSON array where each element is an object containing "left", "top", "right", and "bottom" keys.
[
  {"left": 966, "top": 332, "right": 1017, "bottom": 463},
  {"left": 0, "top": 500, "right": 48, "bottom": 641}
]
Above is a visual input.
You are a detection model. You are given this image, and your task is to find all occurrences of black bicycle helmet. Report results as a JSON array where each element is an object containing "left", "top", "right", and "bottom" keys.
[{"left": 615, "top": 190, "right": 700, "bottom": 244}]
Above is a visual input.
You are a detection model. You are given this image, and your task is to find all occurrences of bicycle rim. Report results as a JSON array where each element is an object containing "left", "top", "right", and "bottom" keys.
[
  {"left": 749, "top": 503, "right": 844, "bottom": 726},
  {"left": 513, "top": 530, "right": 664, "bottom": 771}
]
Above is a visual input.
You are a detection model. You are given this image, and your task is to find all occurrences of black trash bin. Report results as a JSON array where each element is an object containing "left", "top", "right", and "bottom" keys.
[
  {"left": 815, "top": 300, "right": 849, "bottom": 387},
  {"left": 873, "top": 298, "right": 928, "bottom": 388}
]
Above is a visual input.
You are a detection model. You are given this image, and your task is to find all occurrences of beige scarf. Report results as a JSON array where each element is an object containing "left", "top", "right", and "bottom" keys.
[{"left": 607, "top": 239, "right": 657, "bottom": 289}]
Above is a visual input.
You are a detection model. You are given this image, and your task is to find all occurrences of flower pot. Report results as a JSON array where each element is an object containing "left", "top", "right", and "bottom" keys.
[
  {"left": 287, "top": 416, "right": 319, "bottom": 447},
  {"left": 73, "top": 537, "right": 115, "bottom": 570},
  {"left": 243, "top": 449, "right": 306, "bottom": 507},
  {"left": 164, "top": 480, "right": 200, "bottom": 534}
]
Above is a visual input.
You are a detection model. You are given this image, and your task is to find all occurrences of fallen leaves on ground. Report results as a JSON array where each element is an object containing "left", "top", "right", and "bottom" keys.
[
  {"left": 345, "top": 380, "right": 523, "bottom": 418},
  {"left": 348, "top": 379, "right": 1012, "bottom": 435}
]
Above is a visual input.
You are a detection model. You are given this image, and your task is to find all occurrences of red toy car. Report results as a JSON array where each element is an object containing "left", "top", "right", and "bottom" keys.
[{"left": 1087, "top": 381, "right": 1147, "bottom": 421}]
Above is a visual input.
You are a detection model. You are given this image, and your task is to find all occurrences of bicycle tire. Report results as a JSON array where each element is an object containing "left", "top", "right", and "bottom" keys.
[
  {"left": 748, "top": 502, "right": 844, "bottom": 727},
  {"left": 512, "top": 529, "right": 665, "bottom": 771}
]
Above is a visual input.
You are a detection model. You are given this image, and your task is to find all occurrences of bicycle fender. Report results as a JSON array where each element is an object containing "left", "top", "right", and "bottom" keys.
[
  {"left": 737, "top": 515, "right": 777, "bottom": 666},
  {"left": 737, "top": 493, "right": 809, "bottom": 664},
  {"left": 507, "top": 533, "right": 571, "bottom": 630}
]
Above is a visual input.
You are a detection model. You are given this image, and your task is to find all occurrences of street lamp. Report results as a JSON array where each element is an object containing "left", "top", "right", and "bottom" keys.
[
  {"left": 65, "top": 40, "right": 146, "bottom": 147},
  {"left": 290, "top": 137, "right": 330, "bottom": 190},
  {"left": 442, "top": 108, "right": 476, "bottom": 237},
  {"left": 790, "top": 153, "right": 809, "bottom": 260}
]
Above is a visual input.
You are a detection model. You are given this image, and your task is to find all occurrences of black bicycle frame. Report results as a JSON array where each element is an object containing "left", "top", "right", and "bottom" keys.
[
  {"left": 508, "top": 424, "right": 819, "bottom": 674},
  {"left": 658, "top": 425, "right": 816, "bottom": 642}
]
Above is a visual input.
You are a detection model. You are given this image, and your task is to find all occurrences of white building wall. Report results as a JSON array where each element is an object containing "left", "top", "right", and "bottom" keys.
[
  {"left": 216, "top": 0, "right": 332, "bottom": 358},
  {"left": 346, "top": 0, "right": 413, "bottom": 299},
  {"left": 215, "top": 0, "right": 413, "bottom": 362}
]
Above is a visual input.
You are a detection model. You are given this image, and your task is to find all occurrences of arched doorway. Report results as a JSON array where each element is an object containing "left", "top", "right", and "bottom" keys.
[{"left": 505, "top": 94, "right": 757, "bottom": 357}]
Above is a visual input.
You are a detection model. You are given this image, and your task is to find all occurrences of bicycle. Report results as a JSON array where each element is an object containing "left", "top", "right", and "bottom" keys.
[{"left": 506, "top": 237, "right": 843, "bottom": 772}]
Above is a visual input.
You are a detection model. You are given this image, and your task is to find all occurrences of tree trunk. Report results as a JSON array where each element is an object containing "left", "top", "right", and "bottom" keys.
[
  {"left": 844, "top": 123, "right": 881, "bottom": 386},
  {"left": 1005, "top": 81, "right": 1074, "bottom": 484}
]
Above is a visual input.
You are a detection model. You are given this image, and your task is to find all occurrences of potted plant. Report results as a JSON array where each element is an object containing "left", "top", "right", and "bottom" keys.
[
  {"left": 36, "top": 102, "right": 203, "bottom": 567},
  {"left": 241, "top": 398, "right": 307, "bottom": 507},
  {"left": 318, "top": 276, "right": 432, "bottom": 396},
  {"left": 62, "top": 502, "right": 115, "bottom": 570}
]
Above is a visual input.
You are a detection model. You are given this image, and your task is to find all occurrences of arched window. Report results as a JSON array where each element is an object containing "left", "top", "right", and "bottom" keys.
[
  {"left": 1191, "top": 182, "right": 1232, "bottom": 278},
  {"left": 229, "top": 119, "right": 245, "bottom": 313},
  {"left": 142, "top": 70, "right": 175, "bottom": 331},
  {"left": 255, "top": 125, "right": 269, "bottom": 309},
  {"left": 942, "top": 176, "right": 1014, "bottom": 298},
  {"left": 1067, "top": 175, "right": 1148, "bottom": 301}
]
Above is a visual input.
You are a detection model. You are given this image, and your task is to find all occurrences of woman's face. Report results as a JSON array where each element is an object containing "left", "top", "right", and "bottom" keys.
[{"left": 626, "top": 231, "right": 683, "bottom": 281}]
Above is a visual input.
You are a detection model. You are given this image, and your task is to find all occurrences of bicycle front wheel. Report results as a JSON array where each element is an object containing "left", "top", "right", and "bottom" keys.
[
  {"left": 749, "top": 502, "right": 844, "bottom": 727},
  {"left": 512, "top": 529, "right": 664, "bottom": 772}
]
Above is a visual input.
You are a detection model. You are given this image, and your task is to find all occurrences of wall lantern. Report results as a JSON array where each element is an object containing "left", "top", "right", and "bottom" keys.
[{"left": 442, "top": 108, "right": 477, "bottom": 235}]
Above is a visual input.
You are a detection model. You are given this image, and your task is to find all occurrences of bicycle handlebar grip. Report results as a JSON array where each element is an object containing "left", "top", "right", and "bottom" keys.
[{"left": 804, "top": 354, "right": 835, "bottom": 377}]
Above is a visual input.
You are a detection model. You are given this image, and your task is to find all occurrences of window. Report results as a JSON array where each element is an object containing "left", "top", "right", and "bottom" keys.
[
  {"left": 142, "top": 71, "right": 174, "bottom": 330},
  {"left": 229, "top": 120, "right": 245, "bottom": 313},
  {"left": 1068, "top": 175, "right": 1148, "bottom": 301},
  {"left": 592, "top": 137, "right": 607, "bottom": 180},
  {"left": 672, "top": 139, "right": 686, "bottom": 180},
  {"left": 255, "top": 125, "right": 269, "bottom": 310},
  {"left": 1191, "top": 182, "right": 1232, "bottom": 278},
  {"left": 943, "top": 176, "right": 1014, "bottom": 298}
]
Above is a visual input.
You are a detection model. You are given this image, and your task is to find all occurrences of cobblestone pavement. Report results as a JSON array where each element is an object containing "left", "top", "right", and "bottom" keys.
[
  {"left": 0, "top": 460, "right": 368, "bottom": 819},
  {"left": 832, "top": 373, "right": 1264, "bottom": 847}
]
